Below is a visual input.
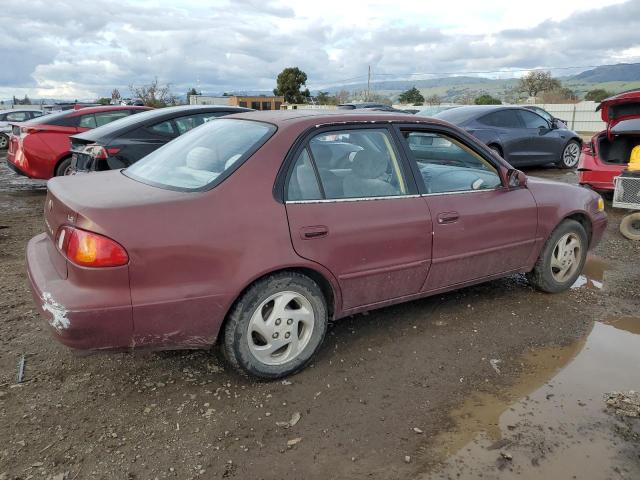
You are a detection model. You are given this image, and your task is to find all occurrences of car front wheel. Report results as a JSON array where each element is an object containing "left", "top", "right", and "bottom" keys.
[
  {"left": 0, "top": 133, "right": 8, "bottom": 150},
  {"left": 222, "top": 272, "right": 328, "bottom": 379},
  {"left": 559, "top": 140, "right": 580, "bottom": 169},
  {"left": 526, "top": 219, "right": 588, "bottom": 293}
]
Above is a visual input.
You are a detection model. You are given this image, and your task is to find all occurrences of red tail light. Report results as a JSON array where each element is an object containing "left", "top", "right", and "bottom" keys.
[
  {"left": 83, "top": 145, "right": 120, "bottom": 160},
  {"left": 20, "top": 126, "right": 40, "bottom": 138},
  {"left": 55, "top": 226, "right": 128, "bottom": 267}
]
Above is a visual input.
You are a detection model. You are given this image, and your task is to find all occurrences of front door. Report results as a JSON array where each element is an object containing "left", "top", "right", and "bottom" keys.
[
  {"left": 284, "top": 127, "right": 432, "bottom": 310},
  {"left": 396, "top": 126, "right": 538, "bottom": 291}
]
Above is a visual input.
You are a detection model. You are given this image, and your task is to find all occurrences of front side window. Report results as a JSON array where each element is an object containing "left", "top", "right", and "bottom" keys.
[
  {"left": 287, "top": 128, "right": 408, "bottom": 201},
  {"left": 79, "top": 114, "right": 97, "bottom": 128},
  {"left": 125, "top": 119, "right": 274, "bottom": 190},
  {"left": 402, "top": 131, "right": 502, "bottom": 194},
  {"left": 518, "top": 110, "right": 549, "bottom": 129}
]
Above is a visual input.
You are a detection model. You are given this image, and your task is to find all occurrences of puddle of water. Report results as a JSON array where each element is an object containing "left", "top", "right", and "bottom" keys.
[
  {"left": 421, "top": 318, "right": 640, "bottom": 480},
  {"left": 571, "top": 254, "right": 609, "bottom": 290}
]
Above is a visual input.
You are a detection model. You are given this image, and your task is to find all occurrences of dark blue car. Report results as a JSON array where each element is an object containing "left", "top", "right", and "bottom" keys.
[{"left": 429, "top": 105, "right": 582, "bottom": 169}]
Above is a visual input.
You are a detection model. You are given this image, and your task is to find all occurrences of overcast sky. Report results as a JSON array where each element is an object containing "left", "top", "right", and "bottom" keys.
[{"left": 1, "top": 0, "right": 639, "bottom": 100}]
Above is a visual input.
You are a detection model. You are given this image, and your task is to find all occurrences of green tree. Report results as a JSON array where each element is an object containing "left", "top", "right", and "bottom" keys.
[
  {"left": 273, "top": 67, "right": 311, "bottom": 104},
  {"left": 96, "top": 97, "right": 112, "bottom": 105},
  {"left": 187, "top": 87, "right": 200, "bottom": 96},
  {"left": 398, "top": 86, "right": 424, "bottom": 105},
  {"left": 585, "top": 88, "right": 611, "bottom": 102},
  {"left": 474, "top": 94, "right": 502, "bottom": 105},
  {"left": 517, "top": 71, "right": 561, "bottom": 98},
  {"left": 316, "top": 91, "right": 338, "bottom": 105}
]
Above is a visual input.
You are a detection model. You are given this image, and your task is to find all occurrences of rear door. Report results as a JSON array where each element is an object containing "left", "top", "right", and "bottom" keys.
[
  {"left": 396, "top": 124, "right": 538, "bottom": 290},
  {"left": 284, "top": 126, "right": 432, "bottom": 310},
  {"left": 475, "top": 109, "right": 536, "bottom": 165}
]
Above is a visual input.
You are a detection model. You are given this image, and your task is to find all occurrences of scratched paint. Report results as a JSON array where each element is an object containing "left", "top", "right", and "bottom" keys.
[{"left": 41, "top": 292, "right": 70, "bottom": 331}]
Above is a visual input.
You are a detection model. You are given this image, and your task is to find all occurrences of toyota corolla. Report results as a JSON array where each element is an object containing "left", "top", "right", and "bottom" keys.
[{"left": 27, "top": 110, "right": 607, "bottom": 378}]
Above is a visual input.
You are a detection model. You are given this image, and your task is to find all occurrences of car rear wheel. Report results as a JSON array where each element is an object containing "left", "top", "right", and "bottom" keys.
[
  {"left": 559, "top": 140, "right": 580, "bottom": 169},
  {"left": 526, "top": 219, "right": 588, "bottom": 293},
  {"left": 619, "top": 212, "right": 640, "bottom": 241},
  {"left": 0, "top": 133, "right": 8, "bottom": 150},
  {"left": 55, "top": 157, "right": 73, "bottom": 176},
  {"left": 222, "top": 272, "right": 328, "bottom": 379}
]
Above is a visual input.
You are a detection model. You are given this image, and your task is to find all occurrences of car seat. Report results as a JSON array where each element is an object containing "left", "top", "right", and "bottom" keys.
[{"left": 343, "top": 150, "right": 398, "bottom": 198}]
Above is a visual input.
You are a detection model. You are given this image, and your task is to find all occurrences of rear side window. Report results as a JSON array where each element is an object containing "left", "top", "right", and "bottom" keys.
[
  {"left": 125, "top": 119, "right": 274, "bottom": 191},
  {"left": 5, "top": 112, "right": 30, "bottom": 121},
  {"left": 286, "top": 128, "right": 408, "bottom": 201},
  {"left": 174, "top": 113, "right": 223, "bottom": 135},
  {"left": 95, "top": 110, "right": 130, "bottom": 127},
  {"left": 79, "top": 114, "right": 97, "bottom": 128},
  {"left": 478, "top": 110, "right": 522, "bottom": 128},
  {"left": 148, "top": 120, "right": 177, "bottom": 136}
]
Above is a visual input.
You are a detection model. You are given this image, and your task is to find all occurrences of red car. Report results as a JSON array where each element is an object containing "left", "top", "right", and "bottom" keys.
[
  {"left": 7, "top": 105, "right": 151, "bottom": 178},
  {"left": 27, "top": 111, "right": 607, "bottom": 378},
  {"left": 578, "top": 89, "right": 640, "bottom": 191}
]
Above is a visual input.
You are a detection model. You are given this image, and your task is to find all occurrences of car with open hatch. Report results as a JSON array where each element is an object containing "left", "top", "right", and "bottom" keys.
[
  {"left": 27, "top": 110, "right": 607, "bottom": 379},
  {"left": 578, "top": 89, "right": 640, "bottom": 192}
]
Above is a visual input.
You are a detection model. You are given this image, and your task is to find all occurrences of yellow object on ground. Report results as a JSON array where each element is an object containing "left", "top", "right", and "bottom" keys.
[{"left": 630, "top": 145, "right": 640, "bottom": 171}]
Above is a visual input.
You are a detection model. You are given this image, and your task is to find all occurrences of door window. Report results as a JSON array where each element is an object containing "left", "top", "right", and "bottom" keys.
[
  {"left": 478, "top": 110, "right": 522, "bottom": 128},
  {"left": 174, "top": 113, "right": 222, "bottom": 135},
  {"left": 79, "top": 114, "right": 97, "bottom": 128},
  {"left": 402, "top": 131, "right": 502, "bottom": 194},
  {"left": 287, "top": 129, "right": 408, "bottom": 201},
  {"left": 94, "top": 110, "right": 130, "bottom": 127},
  {"left": 517, "top": 110, "right": 549, "bottom": 129},
  {"left": 148, "top": 120, "right": 177, "bottom": 136},
  {"left": 5, "top": 112, "right": 29, "bottom": 121}
]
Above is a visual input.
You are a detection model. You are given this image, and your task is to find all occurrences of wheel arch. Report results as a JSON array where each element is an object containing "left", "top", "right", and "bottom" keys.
[
  {"left": 216, "top": 265, "right": 340, "bottom": 344},
  {"left": 53, "top": 153, "right": 72, "bottom": 177},
  {"left": 487, "top": 142, "right": 503, "bottom": 157},
  {"left": 561, "top": 211, "right": 593, "bottom": 247}
]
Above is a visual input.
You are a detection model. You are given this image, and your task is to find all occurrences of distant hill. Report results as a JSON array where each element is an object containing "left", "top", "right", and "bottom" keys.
[{"left": 568, "top": 63, "right": 640, "bottom": 83}]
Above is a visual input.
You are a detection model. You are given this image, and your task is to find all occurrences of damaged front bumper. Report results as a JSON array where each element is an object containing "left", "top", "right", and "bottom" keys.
[{"left": 26, "top": 233, "right": 134, "bottom": 350}]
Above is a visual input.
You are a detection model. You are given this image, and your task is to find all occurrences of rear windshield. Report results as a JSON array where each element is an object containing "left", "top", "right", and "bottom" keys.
[
  {"left": 23, "top": 110, "right": 70, "bottom": 125},
  {"left": 124, "top": 119, "right": 275, "bottom": 191},
  {"left": 433, "top": 107, "right": 478, "bottom": 124}
]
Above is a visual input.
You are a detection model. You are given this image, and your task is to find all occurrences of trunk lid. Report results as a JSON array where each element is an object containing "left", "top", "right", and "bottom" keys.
[{"left": 597, "top": 89, "right": 640, "bottom": 134}]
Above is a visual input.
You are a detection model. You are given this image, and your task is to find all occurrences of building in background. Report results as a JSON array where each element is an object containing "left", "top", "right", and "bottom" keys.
[{"left": 189, "top": 95, "right": 284, "bottom": 111}]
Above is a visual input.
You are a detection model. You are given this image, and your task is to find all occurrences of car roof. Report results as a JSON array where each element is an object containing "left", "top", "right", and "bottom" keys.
[
  {"left": 224, "top": 109, "right": 446, "bottom": 129},
  {"left": 0, "top": 108, "right": 42, "bottom": 114},
  {"left": 72, "top": 105, "right": 252, "bottom": 142}
]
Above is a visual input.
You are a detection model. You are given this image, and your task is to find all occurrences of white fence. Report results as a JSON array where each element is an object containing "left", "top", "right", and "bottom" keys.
[{"left": 532, "top": 101, "right": 604, "bottom": 133}]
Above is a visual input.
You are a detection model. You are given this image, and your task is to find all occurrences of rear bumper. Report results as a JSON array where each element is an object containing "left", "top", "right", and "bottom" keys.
[
  {"left": 577, "top": 152, "right": 624, "bottom": 191},
  {"left": 27, "top": 233, "right": 134, "bottom": 350},
  {"left": 6, "top": 158, "right": 28, "bottom": 176}
]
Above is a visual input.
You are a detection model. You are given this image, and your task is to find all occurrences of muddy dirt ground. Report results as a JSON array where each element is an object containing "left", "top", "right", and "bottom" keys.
[{"left": 0, "top": 155, "right": 639, "bottom": 480}]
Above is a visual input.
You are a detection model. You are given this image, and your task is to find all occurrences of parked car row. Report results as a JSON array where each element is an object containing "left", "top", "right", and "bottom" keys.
[
  {"left": 0, "top": 108, "right": 45, "bottom": 149},
  {"left": 24, "top": 107, "right": 607, "bottom": 378}
]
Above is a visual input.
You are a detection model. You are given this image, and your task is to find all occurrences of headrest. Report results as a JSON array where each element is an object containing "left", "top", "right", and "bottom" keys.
[
  {"left": 185, "top": 146, "right": 223, "bottom": 172},
  {"left": 351, "top": 150, "right": 388, "bottom": 179}
]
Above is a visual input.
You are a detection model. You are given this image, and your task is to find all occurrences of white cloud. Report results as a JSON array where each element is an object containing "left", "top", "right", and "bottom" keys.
[{"left": 0, "top": 0, "right": 638, "bottom": 100}]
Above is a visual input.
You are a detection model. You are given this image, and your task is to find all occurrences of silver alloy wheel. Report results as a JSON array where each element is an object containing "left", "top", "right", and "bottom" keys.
[
  {"left": 247, "top": 291, "right": 315, "bottom": 366},
  {"left": 0, "top": 134, "right": 7, "bottom": 149},
  {"left": 562, "top": 142, "right": 580, "bottom": 167},
  {"left": 550, "top": 232, "right": 582, "bottom": 282}
]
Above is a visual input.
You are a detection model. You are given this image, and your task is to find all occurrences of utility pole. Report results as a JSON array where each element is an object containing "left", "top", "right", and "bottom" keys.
[{"left": 367, "top": 65, "right": 371, "bottom": 102}]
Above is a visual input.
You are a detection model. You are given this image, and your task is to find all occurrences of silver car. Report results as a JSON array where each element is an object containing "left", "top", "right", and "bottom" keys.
[{"left": 0, "top": 109, "right": 45, "bottom": 149}]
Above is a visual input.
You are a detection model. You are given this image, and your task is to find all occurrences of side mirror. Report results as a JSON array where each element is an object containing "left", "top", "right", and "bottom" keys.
[{"left": 507, "top": 169, "right": 527, "bottom": 188}]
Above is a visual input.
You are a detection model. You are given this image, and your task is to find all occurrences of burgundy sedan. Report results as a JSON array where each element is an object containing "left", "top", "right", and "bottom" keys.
[{"left": 27, "top": 111, "right": 607, "bottom": 378}]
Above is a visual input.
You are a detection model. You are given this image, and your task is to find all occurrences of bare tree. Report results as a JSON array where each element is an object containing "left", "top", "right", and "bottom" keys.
[
  {"left": 129, "top": 77, "right": 176, "bottom": 107},
  {"left": 426, "top": 94, "right": 442, "bottom": 106},
  {"left": 111, "top": 88, "right": 121, "bottom": 104}
]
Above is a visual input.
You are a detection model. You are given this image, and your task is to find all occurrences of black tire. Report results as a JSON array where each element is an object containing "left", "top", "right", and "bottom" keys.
[
  {"left": 0, "top": 133, "right": 8, "bottom": 150},
  {"left": 558, "top": 140, "right": 581, "bottom": 169},
  {"left": 526, "top": 219, "right": 588, "bottom": 293},
  {"left": 620, "top": 212, "right": 640, "bottom": 241},
  {"left": 222, "top": 272, "right": 328, "bottom": 379},
  {"left": 55, "top": 157, "right": 72, "bottom": 176}
]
